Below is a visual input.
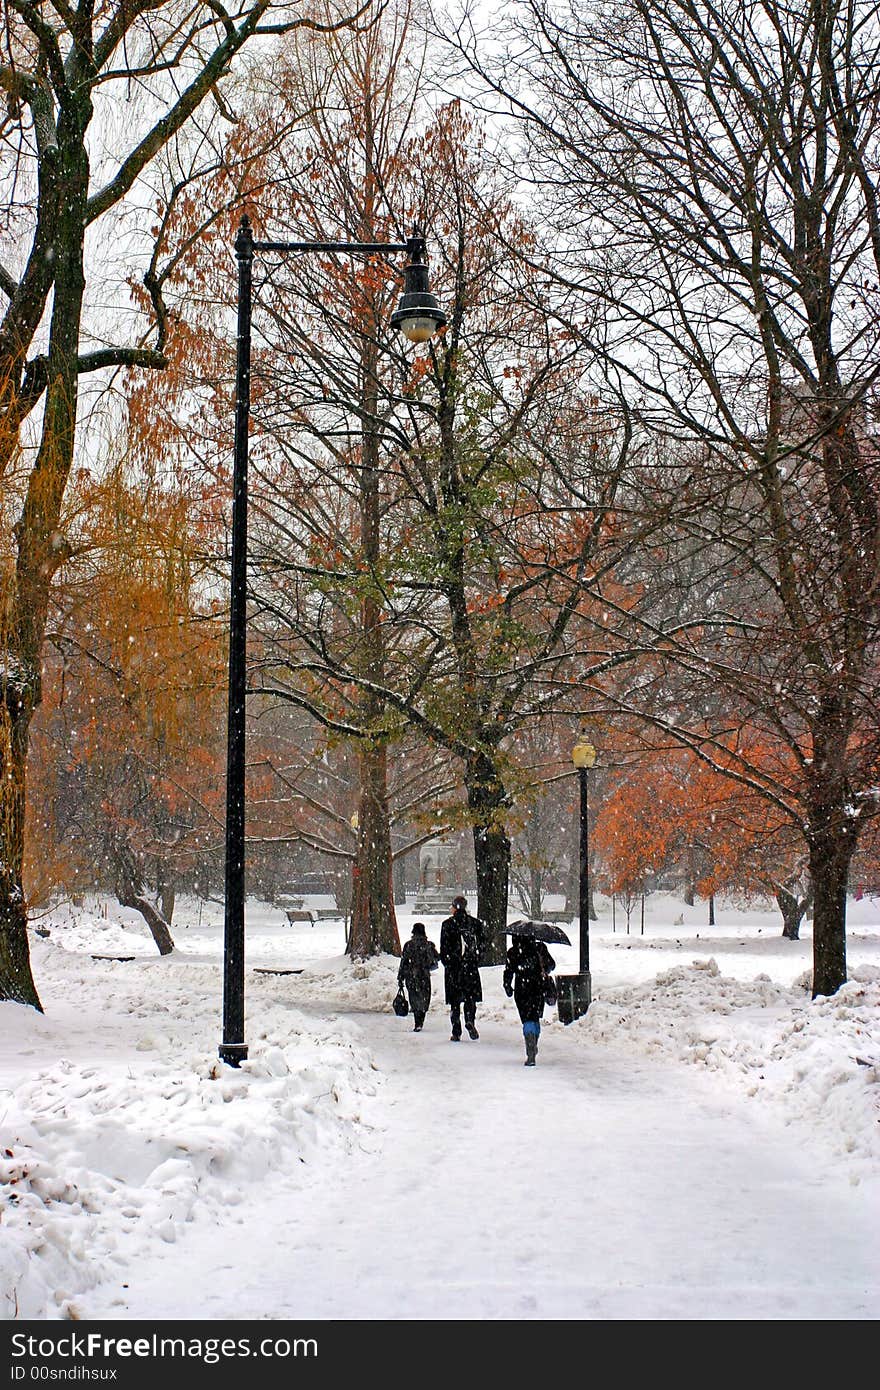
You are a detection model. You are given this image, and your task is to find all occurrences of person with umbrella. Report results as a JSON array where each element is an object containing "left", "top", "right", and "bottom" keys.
[
  {"left": 397, "top": 922, "right": 440, "bottom": 1032},
  {"left": 503, "top": 920, "right": 564, "bottom": 1066},
  {"left": 439, "top": 895, "right": 485, "bottom": 1040}
]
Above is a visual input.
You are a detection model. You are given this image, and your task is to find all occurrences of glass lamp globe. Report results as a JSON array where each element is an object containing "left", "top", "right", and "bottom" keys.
[{"left": 572, "top": 738, "right": 597, "bottom": 769}]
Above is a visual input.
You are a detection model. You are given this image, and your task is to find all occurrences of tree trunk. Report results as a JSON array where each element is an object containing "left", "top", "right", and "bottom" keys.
[
  {"left": 346, "top": 271, "right": 400, "bottom": 959},
  {"left": 775, "top": 883, "right": 807, "bottom": 940},
  {"left": 708, "top": 893, "right": 715, "bottom": 927},
  {"left": 808, "top": 828, "right": 851, "bottom": 998},
  {"left": 349, "top": 740, "right": 400, "bottom": 957},
  {"left": 0, "top": 733, "right": 33, "bottom": 1007},
  {"left": 472, "top": 820, "right": 509, "bottom": 965},
  {"left": 113, "top": 834, "right": 175, "bottom": 955},
  {"left": 529, "top": 864, "right": 542, "bottom": 919},
  {"left": 0, "top": 93, "right": 92, "bottom": 1010},
  {"left": 806, "top": 722, "right": 855, "bottom": 996},
  {"left": 119, "top": 892, "right": 175, "bottom": 956},
  {"left": 466, "top": 753, "right": 510, "bottom": 965},
  {"left": 0, "top": 697, "right": 41, "bottom": 1007}
]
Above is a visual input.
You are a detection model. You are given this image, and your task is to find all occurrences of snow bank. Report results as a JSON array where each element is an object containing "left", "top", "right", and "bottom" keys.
[
  {"left": 579, "top": 959, "right": 880, "bottom": 1179},
  {"left": 0, "top": 942, "right": 381, "bottom": 1320}
]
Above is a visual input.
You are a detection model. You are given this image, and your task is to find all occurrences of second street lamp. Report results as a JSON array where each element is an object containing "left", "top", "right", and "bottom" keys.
[
  {"left": 219, "top": 216, "right": 446, "bottom": 1068},
  {"left": 557, "top": 732, "right": 597, "bottom": 1025}
]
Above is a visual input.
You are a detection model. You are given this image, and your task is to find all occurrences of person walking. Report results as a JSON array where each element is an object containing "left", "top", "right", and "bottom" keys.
[
  {"left": 439, "top": 895, "right": 484, "bottom": 1041},
  {"left": 397, "top": 922, "right": 440, "bottom": 1032},
  {"left": 503, "top": 933, "right": 556, "bottom": 1066}
]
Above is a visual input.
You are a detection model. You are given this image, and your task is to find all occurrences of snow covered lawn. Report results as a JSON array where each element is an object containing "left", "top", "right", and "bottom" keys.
[{"left": 1, "top": 894, "right": 878, "bottom": 1320}]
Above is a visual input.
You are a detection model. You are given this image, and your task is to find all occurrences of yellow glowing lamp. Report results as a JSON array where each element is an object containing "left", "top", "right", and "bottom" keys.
[{"left": 572, "top": 737, "right": 597, "bottom": 769}]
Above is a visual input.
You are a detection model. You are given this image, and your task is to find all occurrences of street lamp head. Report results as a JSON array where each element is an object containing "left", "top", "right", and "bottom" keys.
[
  {"left": 572, "top": 735, "right": 597, "bottom": 769},
  {"left": 390, "top": 228, "right": 446, "bottom": 344},
  {"left": 235, "top": 213, "right": 254, "bottom": 258}
]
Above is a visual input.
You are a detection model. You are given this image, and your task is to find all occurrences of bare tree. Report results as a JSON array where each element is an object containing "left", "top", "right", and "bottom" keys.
[{"left": 455, "top": 0, "right": 880, "bottom": 995}]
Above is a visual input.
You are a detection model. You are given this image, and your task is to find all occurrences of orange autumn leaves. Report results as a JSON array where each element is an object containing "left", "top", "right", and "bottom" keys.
[
  {"left": 24, "top": 467, "right": 228, "bottom": 905},
  {"left": 592, "top": 744, "right": 803, "bottom": 899}
]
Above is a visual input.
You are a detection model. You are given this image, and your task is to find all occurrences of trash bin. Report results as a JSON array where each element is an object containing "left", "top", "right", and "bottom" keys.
[{"left": 556, "top": 972, "right": 591, "bottom": 1025}]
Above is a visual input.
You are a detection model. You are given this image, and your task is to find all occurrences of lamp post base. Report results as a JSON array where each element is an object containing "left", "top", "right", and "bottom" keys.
[
  {"left": 218, "top": 1042, "right": 249, "bottom": 1067},
  {"left": 556, "top": 972, "right": 592, "bottom": 1025}
]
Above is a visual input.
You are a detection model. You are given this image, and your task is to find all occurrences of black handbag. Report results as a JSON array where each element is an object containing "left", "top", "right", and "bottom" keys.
[
  {"left": 393, "top": 985, "right": 409, "bottom": 1017},
  {"left": 544, "top": 973, "right": 558, "bottom": 1007}
]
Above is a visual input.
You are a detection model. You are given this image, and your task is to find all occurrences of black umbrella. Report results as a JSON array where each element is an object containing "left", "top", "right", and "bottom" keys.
[{"left": 502, "top": 919, "right": 572, "bottom": 946}]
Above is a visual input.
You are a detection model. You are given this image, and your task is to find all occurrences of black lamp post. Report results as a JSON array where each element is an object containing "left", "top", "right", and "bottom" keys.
[
  {"left": 556, "top": 732, "right": 597, "bottom": 1025},
  {"left": 219, "top": 215, "right": 446, "bottom": 1067}
]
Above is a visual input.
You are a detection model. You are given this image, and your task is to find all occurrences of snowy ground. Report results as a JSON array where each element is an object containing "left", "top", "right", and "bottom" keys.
[{"left": 1, "top": 891, "right": 878, "bottom": 1321}]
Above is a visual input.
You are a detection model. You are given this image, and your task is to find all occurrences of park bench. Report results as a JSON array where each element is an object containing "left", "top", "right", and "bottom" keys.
[{"left": 284, "top": 906, "right": 343, "bottom": 925}]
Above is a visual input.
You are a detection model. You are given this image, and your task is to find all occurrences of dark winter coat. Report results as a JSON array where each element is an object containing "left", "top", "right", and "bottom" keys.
[
  {"left": 439, "top": 910, "right": 484, "bottom": 1006},
  {"left": 397, "top": 936, "right": 440, "bottom": 1015},
  {"left": 503, "top": 938, "right": 555, "bottom": 1024}
]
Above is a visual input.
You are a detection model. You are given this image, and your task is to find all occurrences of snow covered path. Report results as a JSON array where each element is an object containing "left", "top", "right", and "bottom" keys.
[{"left": 82, "top": 1006, "right": 880, "bottom": 1322}]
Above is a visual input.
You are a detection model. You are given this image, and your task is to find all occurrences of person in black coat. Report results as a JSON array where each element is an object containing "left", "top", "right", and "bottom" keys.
[
  {"left": 503, "top": 933, "right": 556, "bottom": 1066},
  {"left": 439, "top": 895, "right": 484, "bottom": 1041},
  {"left": 397, "top": 922, "right": 440, "bottom": 1032}
]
